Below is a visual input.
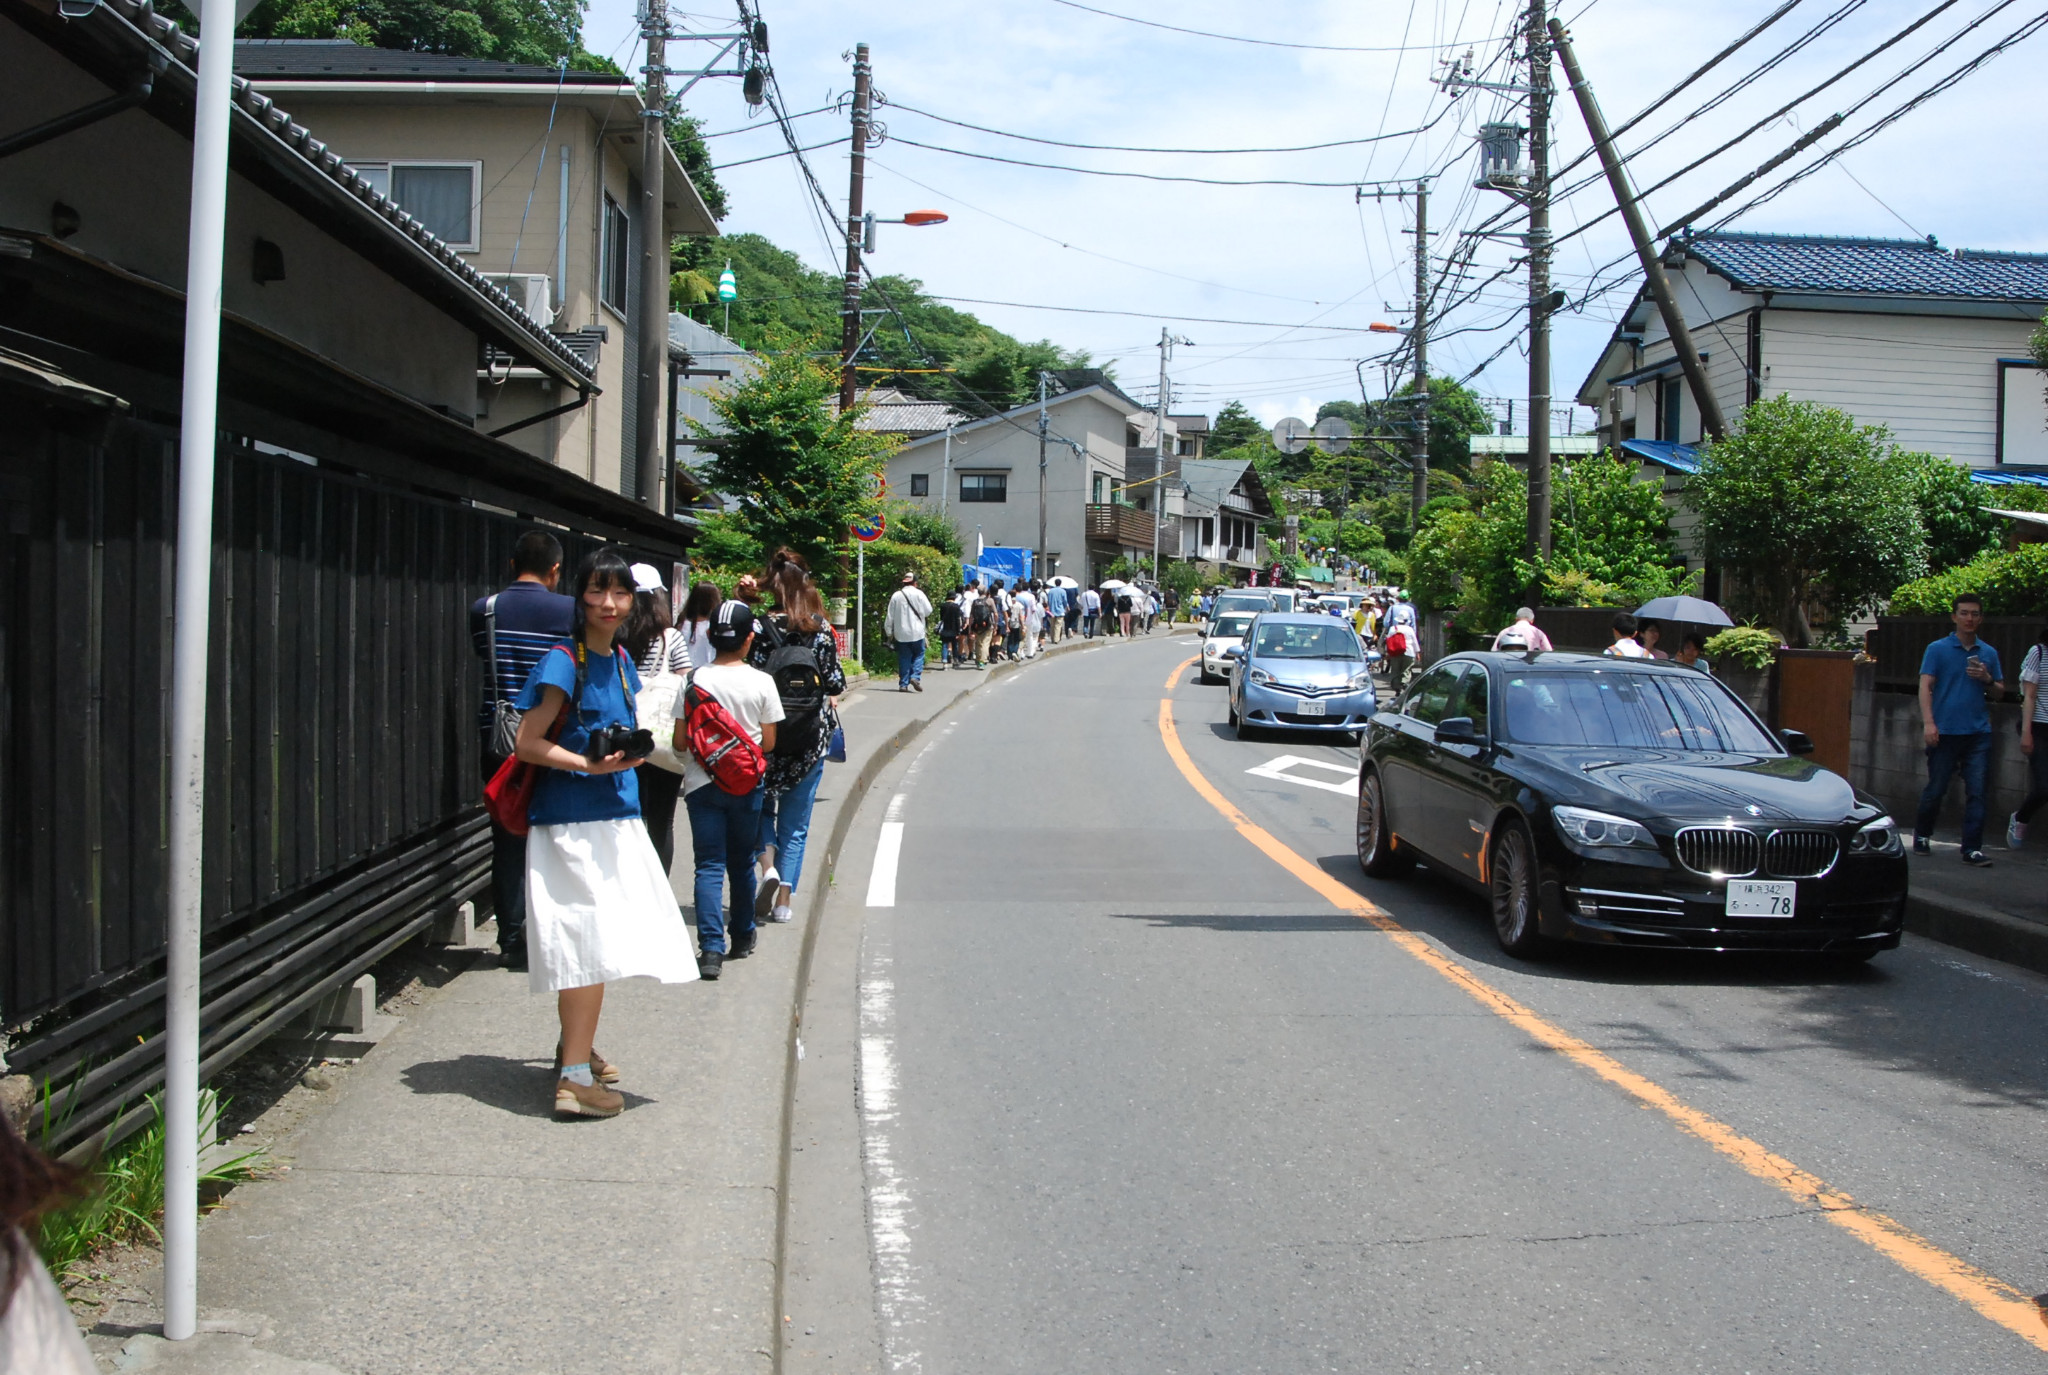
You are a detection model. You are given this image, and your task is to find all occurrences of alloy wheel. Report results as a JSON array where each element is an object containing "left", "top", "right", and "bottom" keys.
[{"left": 1489, "top": 821, "right": 1545, "bottom": 957}]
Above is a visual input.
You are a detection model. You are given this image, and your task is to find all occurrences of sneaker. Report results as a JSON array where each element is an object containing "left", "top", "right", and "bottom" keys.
[
  {"left": 500, "top": 942, "right": 528, "bottom": 973},
  {"left": 697, "top": 949, "right": 723, "bottom": 981},
  {"left": 727, "top": 928, "right": 758, "bottom": 960},
  {"left": 771, "top": 904, "right": 794, "bottom": 923},
  {"left": 1963, "top": 850, "right": 1994, "bottom": 867},
  {"left": 912, "top": 679, "right": 924, "bottom": 692},
  {"left": 554, "top": 1075, "right": 623, "bottom": 1118},
  {"left": 555, "top": 1043, "right": 621, "bottom": 1085},
  {"left": 2009, "top": 813, "right": 2028, "bottom": 850},
  {"left": 755, "top": 876, "right": 782, "bottom": 922},
  {"left": 1912, "top": 836, "right": 1931, "bottom": 855}
]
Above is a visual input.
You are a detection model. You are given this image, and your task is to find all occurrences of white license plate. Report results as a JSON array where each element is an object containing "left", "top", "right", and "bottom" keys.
[
  {"left": 1296, "top": 699, "right": 1326, "bottom": 717},
  {"left": 1725, "top": 880, "right": 1796, "bottom": 917}
]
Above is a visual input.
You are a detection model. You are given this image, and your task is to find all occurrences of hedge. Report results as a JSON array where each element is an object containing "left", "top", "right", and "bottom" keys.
[
  {"left": 855, "top": 538, "right": 964, "bottom": 673},
  {"left": 1889, "top": 544, "right": 2048, "bottom": 616}
]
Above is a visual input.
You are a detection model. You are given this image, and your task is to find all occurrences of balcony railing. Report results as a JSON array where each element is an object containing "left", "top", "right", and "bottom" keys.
[{"left": 1086, "top": 502, "right": 1156, "bottom": 547}]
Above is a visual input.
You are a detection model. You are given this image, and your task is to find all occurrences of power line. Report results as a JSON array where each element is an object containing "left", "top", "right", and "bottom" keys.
[
  {"left": 1046, "top": 0, "right": 1487, "bottom": 52},
  {"left": 712, "top": 136, "right": 842, "bottom": 171},
  {"left": 881, "top": 135, "right": 1413, "bottom": 188},
  {"left": 881, "top": 99, "right": 1456, "bottom": 156},
  {"left": 924, "top": 295, "right": 1414, "bottom": 333},
  {"left": 700, "top": 105, "right": 833, "bottom": 138}
]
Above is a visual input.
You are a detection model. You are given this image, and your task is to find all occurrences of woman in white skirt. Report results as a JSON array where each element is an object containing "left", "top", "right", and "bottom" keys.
[{"left": 513, "top": 548, "right": 698, "bottom": 1118}]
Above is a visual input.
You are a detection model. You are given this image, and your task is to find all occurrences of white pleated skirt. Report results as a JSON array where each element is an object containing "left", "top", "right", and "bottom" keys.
[{"left": 525, "top": 819, "right": 700, "bottom": 993}]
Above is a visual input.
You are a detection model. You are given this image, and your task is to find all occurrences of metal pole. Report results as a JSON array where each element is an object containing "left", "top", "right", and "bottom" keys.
[
  {"left": 1525, "top": 0, "right": 1554, "bottom": 563},
  {"left": 1550, "top": 18, "right": 1727, "bottom": 441},
  {"left": 838, "top": 43, "right": 871, "bottom": 413},
  {"left": 1411, "top": 180, "right": 1430, "bottom": 525},
  {"left": 164, "top": 0, "right": 239, "bottom": 1339},
  {"left": 855, "top": 541, "right": 865, "bottom": 663},
  {"left": 939, "top": 423, "right": 953, "bottom": 519},
  {"left": 1153, "top": 328, "right": 1169, "bottom": 578},
  {"left": 1036, "top": 371, "right": 1049, "bottom": 580},
  {"left": 635, "top": 0, "right": 668, "bottom": 509}
]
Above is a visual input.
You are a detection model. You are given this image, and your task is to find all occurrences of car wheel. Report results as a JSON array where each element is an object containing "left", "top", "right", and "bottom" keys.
[
  {"left": 1198, "top": 667, "right": 1215, "bottom": 685},
  {"left": 1356, "top": 768, "right": 1413, "bottom": 878},
  {"left": 1488, "top": 819, "right": 1548, "bottom": 958}
]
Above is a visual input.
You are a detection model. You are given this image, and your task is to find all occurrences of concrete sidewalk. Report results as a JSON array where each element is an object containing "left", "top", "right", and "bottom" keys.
[
  {"left": 1904, "top": 835, "right": 2048, "bottom": 976},
  {"left": 84, "top": 626, "right": 1140, "bottom": 1375}
]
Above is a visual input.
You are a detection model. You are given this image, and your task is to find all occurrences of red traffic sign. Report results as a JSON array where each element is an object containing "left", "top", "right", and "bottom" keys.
[{"left": 853, "top": 514, "right": 886, "bottom": 543}]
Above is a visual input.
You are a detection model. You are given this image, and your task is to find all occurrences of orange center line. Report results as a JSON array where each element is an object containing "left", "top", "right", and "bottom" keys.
[{"left": 1155, "top": 655, "right": 2048, "bottom": 1354}]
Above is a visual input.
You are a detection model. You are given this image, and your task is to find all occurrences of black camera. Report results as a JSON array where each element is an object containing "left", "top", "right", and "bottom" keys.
[{"left": 584, "top": 725, "right": 655, "bottom": 762}]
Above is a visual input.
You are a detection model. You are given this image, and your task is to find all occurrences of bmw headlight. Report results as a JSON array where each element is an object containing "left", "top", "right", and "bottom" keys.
[
  {"left": 1248, "top": 666, "right": 1274, "bottom": 686},
  {"left": 1552, "top": 805, "right": 1656, "bottom": 850},
  {"left": 1848, "top": 815, "right": 1902, "bottom": 854}
]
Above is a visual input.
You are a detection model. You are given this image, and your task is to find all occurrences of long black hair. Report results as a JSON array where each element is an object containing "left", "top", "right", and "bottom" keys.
[
  {"left": 620, "top": 588, "right": 673, "bottom": 664},
  {"left": 0, "top": 1113, "right": 84, "bottom": 1322},
  {"left": 569, "top": 547, "right": 636, "bottom": 645}
]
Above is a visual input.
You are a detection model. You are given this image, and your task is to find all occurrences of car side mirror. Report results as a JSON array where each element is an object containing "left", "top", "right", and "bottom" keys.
[
  {"left": 1779, "top": 728, "right": 1815, "bottom": 756},
  {"left": 1435, "top": 716, "right": 1481, "bottom": 745},
  {"left": 1222, "top": 645, "right": 1242, "bottom": 658}
]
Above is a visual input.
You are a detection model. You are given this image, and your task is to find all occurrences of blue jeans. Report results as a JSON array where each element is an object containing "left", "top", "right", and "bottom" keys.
[
  {"left": 1083, "top": 613, "right": 1098, "bottom": 638},
  {"left": 757, "top": 760, "right": 825, "bottom": 895},
  {"left": 685, "top": 783, "right": 763, "bottom": 953},
  {"left": 1916, "top": 731, "right": 1992, "bottom": 852},
  {"left": 896, "top": 638, "right": 925, "bottom": 687}
]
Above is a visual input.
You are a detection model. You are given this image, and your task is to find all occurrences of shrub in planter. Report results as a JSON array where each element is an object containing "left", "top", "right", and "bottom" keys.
[{"left": 1702, "top": 625, "right": 1785, "bottom": 670}]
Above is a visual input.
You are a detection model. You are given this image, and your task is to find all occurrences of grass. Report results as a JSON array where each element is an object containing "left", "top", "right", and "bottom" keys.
[{"left": 36, "top": 1088, "right": 267, "bottom": 1281}]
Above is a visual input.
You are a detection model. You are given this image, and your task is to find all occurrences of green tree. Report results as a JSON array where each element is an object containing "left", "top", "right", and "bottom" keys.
[
  {"left": 1685, "top": 396, "right": 1927, "bottom": 645},
  {"left": 884, "top": 500, "right": 963, "bottom": 558},
  {"left": 666, "top": 112, "right": 727, "bottom": 224},
  {"left": 1898, "top": 449, "right": 1999, "bottom": 572},
  {"left": 238, "top": 0, "right": 613, "bottom": 68},
  {"left": 1539, "top": 449, "right": 1686, "bottom": 602},
  {"left": 1210, "top": 400, "right": 1265, "bottom": 454},
  {"left": 691, "top": 341, "right": 893, "bottom": 575}
]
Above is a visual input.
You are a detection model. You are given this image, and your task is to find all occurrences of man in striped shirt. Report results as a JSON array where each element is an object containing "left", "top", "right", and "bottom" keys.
[{"left": 469, "top": 530, "right": 574, "bottom": 972}]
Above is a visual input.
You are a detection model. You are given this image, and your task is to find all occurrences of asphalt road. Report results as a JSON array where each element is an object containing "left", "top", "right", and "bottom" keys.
[{"left": 807, "top": 631, "right": 2048, "bottom": 1373}]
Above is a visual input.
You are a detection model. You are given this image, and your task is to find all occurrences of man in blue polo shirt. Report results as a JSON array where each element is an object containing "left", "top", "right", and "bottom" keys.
[
  {"left": 1915, "top": 592, "right": 2005, "bottom": 866},
  {"left": 469, "top": 530, "right": 575, "bottom": 970}
]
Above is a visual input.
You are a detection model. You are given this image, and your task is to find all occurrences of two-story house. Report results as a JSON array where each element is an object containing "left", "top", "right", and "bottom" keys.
[
  {"left": 885, "top": 370, "right": 1149, "bottom": 585},
  {"left": 235, "top": 39, "right": 719, "bottom": 503}
]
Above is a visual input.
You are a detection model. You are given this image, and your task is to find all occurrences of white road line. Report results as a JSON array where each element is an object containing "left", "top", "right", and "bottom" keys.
[
  {"left": 859, "top": 927, "right": 925, "bottom": 1372},
  {"left": 1245, "top": 753, "right": 1361, "bottom": 797},
  {"left": 866, "top": 822, "right": 905, "bottom": 906}
]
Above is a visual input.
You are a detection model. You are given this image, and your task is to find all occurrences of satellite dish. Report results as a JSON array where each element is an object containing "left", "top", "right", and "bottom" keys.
[
  {"left": 1271, "top": 417, "right": 1312, "bottom": 455},
  {"left": 1311, "top": 416, "right": 1353, "bottom": 453}
]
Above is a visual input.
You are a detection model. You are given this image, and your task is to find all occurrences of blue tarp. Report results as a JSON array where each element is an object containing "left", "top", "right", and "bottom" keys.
[{"left": 962, "top": 545, "right": 1034, "bottom": 587}]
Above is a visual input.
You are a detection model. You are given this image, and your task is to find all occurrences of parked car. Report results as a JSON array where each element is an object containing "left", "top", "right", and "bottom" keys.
[
  {"left": 1199, "top": 611, "right": 1258, "bottom": 684},
  {"left": 1212, "top": 590, "right": 1276, "bottom": 618},
  {"left": 1266, "top": 588, "right": 1301, "bottom": 613},
  {"left": 1354, "top": 652, "right": 1907, "bottom": 960},
  {"left": 1226, "top": 612, "right": 1378, "bottom": 738}
]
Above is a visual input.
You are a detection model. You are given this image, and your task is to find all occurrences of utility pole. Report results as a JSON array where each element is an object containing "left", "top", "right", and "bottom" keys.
[
  {"left": 1037, "top": 371, "right": 1050, "bottom": 580},
  {"left": 1525, "top": 0, "right": 1554, "bottom": 563},
  {"left": 838, "top": 43, "right": 872, "bottom": 414},
  {"left": 634, "top": 0, "right": 668, "bottom": 509},
  {"left": 1550, "top": 18, "right": 1726, "bottom": 441},
  {"left": 1153, "top": 327, "right": 1173, "bottom": 578},
  {"left": 1410, "top": 179, "right": 1430, "bottom": 526}
]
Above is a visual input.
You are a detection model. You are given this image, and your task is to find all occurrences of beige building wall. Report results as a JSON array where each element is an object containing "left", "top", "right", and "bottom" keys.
[{"left": 265, "top": 95, "right": 678, "bottom": 494}]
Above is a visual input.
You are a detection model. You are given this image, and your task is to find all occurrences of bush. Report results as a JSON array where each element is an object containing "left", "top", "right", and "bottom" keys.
[
  {"left": 1702, "top": 625, "right": 1785, "bottom": 671},
  {"left": 855, "top": 539, "right": 962, "bottom": 674},
  {"left": 1889, "top": 544, "right": 2048, "bottom": 616},
  {"left": 885, "top": 501, "right": 963, "bottom": 558}
]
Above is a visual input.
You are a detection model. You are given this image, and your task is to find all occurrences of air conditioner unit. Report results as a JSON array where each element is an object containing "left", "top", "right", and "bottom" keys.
[{"left": 480, "top": 272, "right": 555, "bottom": 328}]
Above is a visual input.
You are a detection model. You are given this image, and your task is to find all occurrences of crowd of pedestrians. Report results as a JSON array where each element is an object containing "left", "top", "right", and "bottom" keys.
[{"left": 472, "top": 533, "right": 845, "bottom": 1119}]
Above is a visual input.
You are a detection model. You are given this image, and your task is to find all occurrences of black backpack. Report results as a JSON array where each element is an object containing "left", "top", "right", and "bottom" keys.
[
  {"left": 758, "top": 617, "right": 825, "bottom": 758},
  {"left": 969, "top": 597, "right": 994, "bottom": 631}
]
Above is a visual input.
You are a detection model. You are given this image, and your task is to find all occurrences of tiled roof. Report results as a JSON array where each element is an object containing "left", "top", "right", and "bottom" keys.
[
  {"left": 831, "top": 386, "right": 968, "bottom": 436},
  {"left": 234, "top": 39, "right": 626, "bottom": 84},
  {"left": 1683, "top": 231, "right": 2048, "bottom": 302}
]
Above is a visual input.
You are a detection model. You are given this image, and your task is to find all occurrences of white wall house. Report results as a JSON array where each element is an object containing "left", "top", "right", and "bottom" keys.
[
  {"left": 885, "top": 373, "right": 1148, "bottom": 585},
  {"left": 1577, "top": 230, "right": 2048, "bottom": 576}
]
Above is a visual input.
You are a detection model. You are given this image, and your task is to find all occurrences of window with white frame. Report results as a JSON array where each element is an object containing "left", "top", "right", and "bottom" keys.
[
  {"left": 601, "top": 194, "right": 631, "bottom": 316},
  {"left": 346, "top": 161, "right": 480, "bottom": 250}
]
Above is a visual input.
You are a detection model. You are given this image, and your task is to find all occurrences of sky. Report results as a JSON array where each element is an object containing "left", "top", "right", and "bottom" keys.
[{"left": 581, "top": 0, "right": 2047, "bottom": 436}]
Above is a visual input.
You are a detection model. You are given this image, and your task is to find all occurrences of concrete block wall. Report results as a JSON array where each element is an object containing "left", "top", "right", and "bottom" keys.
[{"left": 1853, "top": 690, "right": 2036, "bottom": 832}]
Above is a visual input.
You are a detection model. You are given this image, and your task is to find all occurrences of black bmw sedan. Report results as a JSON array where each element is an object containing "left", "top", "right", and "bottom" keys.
[{"left": 1355, "top": 651, "right": 1907, "bottom": 960}]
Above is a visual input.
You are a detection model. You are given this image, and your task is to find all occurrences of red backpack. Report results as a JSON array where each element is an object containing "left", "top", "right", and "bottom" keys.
[{"left": 681, "top": 673, "right": 768, "bottom": 795}]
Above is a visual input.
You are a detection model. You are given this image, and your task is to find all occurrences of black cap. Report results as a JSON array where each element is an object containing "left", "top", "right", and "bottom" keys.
[{"left": 708, "top": 599, "right": 755, "bottom": 652}]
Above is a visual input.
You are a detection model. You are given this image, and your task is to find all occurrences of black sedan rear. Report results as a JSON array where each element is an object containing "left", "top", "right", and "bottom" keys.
[{"left": 1354, "top": 652, "right": 1907, "bottom": 959}]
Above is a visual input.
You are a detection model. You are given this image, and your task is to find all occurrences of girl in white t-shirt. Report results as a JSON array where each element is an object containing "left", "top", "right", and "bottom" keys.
[
  {"left": 2008, "top": 625, "right": 2048, "bottom": 848},
  {"left": 678, "top": 580, "right": 722, "bottom": 668}
]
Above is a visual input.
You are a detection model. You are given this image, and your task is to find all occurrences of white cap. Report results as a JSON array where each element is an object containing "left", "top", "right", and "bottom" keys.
[{"left": 630, "top": 562, "right": 665, "bottom": 593}]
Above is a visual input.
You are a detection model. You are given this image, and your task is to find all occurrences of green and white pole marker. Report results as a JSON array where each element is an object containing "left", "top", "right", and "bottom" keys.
[{"left": 718, "top": 261, "right": 736, "bottom": 333}]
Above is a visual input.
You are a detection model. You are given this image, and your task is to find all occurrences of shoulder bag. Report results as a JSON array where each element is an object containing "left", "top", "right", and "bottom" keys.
[
  {"left": 484, "top": 594, "right": 524, "bottom": 759},
  {"left": 483, "top": 644, "right": 577, "bottom": 835},
  {"left": 638, "top": 628, "right": 690, "bottom": 775}
]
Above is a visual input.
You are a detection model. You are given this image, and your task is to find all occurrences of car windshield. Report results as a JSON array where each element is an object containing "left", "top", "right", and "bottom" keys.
[
  {"left": 1501, "top": 669, "right": 1777, "bottom": 752},
  {"left": 1210, "top": 614, "right": 1254, "bottom": 640},
  {"left": 1214, "top": 596, "right": 1268, "bottom": 614},
  {"left": 1252, "top": 622, "right": 1362, "bottom": 660}
]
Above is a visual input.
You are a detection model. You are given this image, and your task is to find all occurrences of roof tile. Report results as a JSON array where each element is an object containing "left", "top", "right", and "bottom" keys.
[{"left": 1683, "top": 230, "right": 2048, "bottom": 301}]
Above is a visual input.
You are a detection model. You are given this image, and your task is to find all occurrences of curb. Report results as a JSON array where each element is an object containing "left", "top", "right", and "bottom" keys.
[
  {"left": 1905, "top": 892, "right": 2048, "bottom": 978},
  {"left": 768, "top": 628, "right": 1104, "bottom": 1371}
]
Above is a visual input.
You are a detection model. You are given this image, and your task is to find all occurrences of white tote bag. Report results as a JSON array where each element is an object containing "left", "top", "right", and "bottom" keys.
[{"left": 636, "top": 628, "right": 688, "bottom": 775}]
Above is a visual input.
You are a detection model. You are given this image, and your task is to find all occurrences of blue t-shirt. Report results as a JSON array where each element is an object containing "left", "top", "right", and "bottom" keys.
[
  {"left": 1919, "top": 632, "right": 2002, "bottom": 736},
  {"left": 513, "top": 641, "right": 644, "bottom": 824}
]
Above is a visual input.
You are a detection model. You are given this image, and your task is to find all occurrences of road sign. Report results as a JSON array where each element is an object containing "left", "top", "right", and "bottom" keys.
[
  {"left": 1311, "top": 416, "right": 1353, "bottom": 453},
  {"left": 853, "top": 514, "right": 886, "bottom": 543},
  {"left": 863, "top": 470, "right": 887, "bottom": 500},
  {"left": 1271, "top": 417, "right": 1312, "bottom": 455}
]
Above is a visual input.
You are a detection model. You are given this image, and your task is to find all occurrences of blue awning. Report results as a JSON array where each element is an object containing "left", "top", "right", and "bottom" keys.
[
  {"left": 1621, "top": 438, "right": 1700, "bottom": 474},
  {"left": 1969, "top": 467, "right": 2048, "bottom": 487}
]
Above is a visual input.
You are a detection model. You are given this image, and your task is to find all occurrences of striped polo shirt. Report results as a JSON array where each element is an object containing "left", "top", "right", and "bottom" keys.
[{"left": 469, "top": 580, "right": 575, "bottom": 734}]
